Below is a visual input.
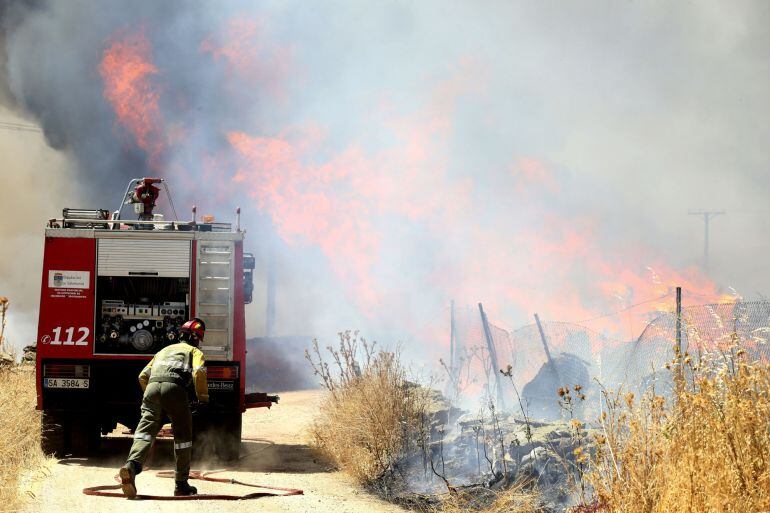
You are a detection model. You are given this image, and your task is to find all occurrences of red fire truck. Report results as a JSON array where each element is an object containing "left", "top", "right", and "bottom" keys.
[{"left": 35, "top": 178, "right": 274, "bottom": 460}]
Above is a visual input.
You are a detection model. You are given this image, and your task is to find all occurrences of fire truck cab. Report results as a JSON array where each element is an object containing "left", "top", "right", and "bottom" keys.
[{"left": 35, "top": 178, "right": 268, "bottom": 460}]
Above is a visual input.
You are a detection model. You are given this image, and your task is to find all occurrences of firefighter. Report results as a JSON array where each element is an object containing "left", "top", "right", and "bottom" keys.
[{"left": 119, "top": 318, "right": 209, "bottom": 498}]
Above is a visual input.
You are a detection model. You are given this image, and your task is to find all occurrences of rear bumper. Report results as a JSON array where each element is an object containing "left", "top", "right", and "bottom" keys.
[{"left": 245, "top": 392, "right": 280, "bottom": 409}]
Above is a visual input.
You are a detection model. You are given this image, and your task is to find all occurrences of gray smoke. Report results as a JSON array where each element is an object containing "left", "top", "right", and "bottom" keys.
[
  {"left": 1, "top": 1, "right": 235, "bottom": 192},
  {"left": 0, "top": 0, "right": 768, "bottom": 363}
]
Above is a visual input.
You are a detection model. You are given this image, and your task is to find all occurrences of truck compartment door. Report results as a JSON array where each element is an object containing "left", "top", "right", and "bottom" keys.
[
  {"left": 196, "top": 242, "right": 234, "bottom": 361},
  {"left": 97, "top": 239, "right": 191, "bottom": 277}
]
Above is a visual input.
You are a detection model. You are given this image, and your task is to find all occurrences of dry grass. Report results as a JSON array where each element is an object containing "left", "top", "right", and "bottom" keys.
[
  {"left": 307, "top": 333, "right": 543, "bottom": 512},
  {"left": 432, "top": 485, "right": 542, "bottom": 513},
  {"left": 0, "top": 363, "right": 46, "bottom": 513},
  {"left": 588, "top": 353, "right": 770, "bottom": 513},
  {"left": 306, "top": 331, "right": 428, "bottom": 486}
]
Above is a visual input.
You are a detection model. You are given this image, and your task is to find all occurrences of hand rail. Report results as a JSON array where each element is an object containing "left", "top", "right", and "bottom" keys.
[{"left": 48, "top": 218, "right": 233, "bottom": 231}]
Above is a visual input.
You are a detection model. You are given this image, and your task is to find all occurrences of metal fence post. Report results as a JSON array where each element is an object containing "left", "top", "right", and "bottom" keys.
[{"left": 479, "top": 303, "right": 505, "bottom": 409}]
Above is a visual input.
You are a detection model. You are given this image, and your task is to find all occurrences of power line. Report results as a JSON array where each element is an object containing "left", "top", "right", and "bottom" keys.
[
  {"left": 0, "top": 120, "right": 41, "bottom": 132},
  {"left": 0, "top": 119, "right": 42, "bottom": 133}
]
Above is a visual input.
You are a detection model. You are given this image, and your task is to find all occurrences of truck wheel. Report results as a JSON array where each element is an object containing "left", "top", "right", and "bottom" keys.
[
  {"left": 41, "top": 411, "right": 66, "bottom": 458},
  {"left": 70, "top": 417, "right": 101, "bottom": 456},
  {"left": 214, "top": 413, "right": 242, "bottom": 461}
]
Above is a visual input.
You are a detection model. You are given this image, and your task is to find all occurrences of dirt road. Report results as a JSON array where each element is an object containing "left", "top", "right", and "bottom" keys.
[{"left": 26, "top": 390, "right": 406, "bottom": 512}]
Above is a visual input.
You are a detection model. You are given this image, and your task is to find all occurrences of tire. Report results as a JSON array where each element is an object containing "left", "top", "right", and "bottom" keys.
[
  {"left": 70, "top": 417, "right": 101, "bottom": 456},
  {"left": 214, "top": 412, "right": 242, "bottom": 461},
  {"left": 41, "top": 411, "right": 66, "bottom": 458}
]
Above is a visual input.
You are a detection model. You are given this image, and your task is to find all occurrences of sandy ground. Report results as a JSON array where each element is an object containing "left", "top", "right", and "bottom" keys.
[{"left": 25, "top": 390, "right": 406, "bottom": 513}]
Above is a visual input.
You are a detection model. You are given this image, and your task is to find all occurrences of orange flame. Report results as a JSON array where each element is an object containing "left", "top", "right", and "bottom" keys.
[
  {"left": 227, "top": 64, "right": 479, "bottom": 314},
  {"left": 225, "top": 61, "right": 731, "bottom": 349},
  {"left": 228, "top": 129, "right": 381, "bottom": 311},
  {"left": 95, "top": 23, "right": 731, "bottom": 353},
  {"left": 440, "top": 162, "right": 733, "bottom": 349},
  {"left": 99, "top": 27, "right": 165, "bottom": 166}
]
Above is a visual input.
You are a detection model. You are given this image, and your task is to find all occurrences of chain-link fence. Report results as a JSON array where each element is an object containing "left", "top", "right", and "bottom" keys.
[
  {"left": 448, "top": 299, "right": 770, "bottom": 419},
  {"left": 621, "top": 300, "right": 770, "bottom": 392}
]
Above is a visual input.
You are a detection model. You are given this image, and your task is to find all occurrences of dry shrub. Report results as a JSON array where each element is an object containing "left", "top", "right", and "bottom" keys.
[
  {"left": 306, "top": 331, "right": 428, "bottom": 485},
  {"left": 0, "top": 363, "right": 46, "bottom": 512},
  {"left": 0, "top": 296, "right": 9, "bottom": 353},
  {"left": 588, "top": 354, "right": 770, "bottom": 512}
]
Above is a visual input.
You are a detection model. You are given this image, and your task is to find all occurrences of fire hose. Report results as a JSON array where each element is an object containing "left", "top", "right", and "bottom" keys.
[
  {"left": 82, "top": 434, "right": 304, "bottom": 500},
  {"left": 82, "top": 468, "right": 304, "bottom": 500}
]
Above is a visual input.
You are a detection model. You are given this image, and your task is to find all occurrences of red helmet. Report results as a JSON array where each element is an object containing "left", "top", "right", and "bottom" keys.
[{"left": 180, "top": 318, "right": 206, "bottom": 345}]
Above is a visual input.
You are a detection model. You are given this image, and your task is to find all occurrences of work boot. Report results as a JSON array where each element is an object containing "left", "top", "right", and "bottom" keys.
[
  {"left": 119, "top": 461, "right": 138, "bottom": 499},
  {"left": 174, "top": 480, "right": 198, "bottom": 496}
]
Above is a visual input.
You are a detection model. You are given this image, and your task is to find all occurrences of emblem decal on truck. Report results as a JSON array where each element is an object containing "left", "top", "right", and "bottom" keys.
[{"left": 48, "top": 270, "right": 90, "bottom": 289}]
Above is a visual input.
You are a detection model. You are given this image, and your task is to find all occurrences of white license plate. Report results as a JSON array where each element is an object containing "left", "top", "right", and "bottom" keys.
[{"left": 44, "top": 378, "right": 90, "bottom": 389}]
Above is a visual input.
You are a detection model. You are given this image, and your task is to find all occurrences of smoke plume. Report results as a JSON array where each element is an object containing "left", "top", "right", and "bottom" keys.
[{"left": 0, "top": 1, "right": 768, "bottom": 364}]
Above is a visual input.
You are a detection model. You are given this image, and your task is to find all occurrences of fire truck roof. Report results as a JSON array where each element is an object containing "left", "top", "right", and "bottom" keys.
[{"left": 46, "top": 208, "right": 244, "bottom": 239}]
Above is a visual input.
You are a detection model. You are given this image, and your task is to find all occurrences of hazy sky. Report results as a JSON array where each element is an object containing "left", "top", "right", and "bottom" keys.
[{"left": 0, "top": 0, "right": 768, "bottom": 357}]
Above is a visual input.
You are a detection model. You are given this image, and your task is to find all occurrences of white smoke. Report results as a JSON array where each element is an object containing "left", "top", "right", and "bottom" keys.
[
  {"left": 0, "top": 0, "right": 768, "bottom": 361},
  {"left": 0, "top": 107, "right": 81, "bottom": 351}
]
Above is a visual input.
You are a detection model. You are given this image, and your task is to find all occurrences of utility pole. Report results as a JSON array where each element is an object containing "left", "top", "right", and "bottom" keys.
[
  {"left": 266, "top": 240, "right": 276, "bottom": 338},
  {"left": 688, "top": 210, "right": 725, "bottom": 273},
  {"left": 449, "top": 300, "right": 456, "bottom": 378}
]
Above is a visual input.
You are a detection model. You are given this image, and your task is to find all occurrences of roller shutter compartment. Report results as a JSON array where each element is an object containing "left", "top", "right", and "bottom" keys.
[{"left": 97, "top": 239, "right": 191, "bottom": 277}]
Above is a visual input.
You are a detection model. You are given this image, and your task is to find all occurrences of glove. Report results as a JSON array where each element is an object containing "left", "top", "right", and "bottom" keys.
[{"left": 191, "top": 401, "right": 209, "bottom": 416}]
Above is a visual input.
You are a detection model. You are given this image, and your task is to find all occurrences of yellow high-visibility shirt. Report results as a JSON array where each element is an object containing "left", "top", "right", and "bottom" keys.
[{"left": 138, "top": 342, "right": 209, "bottom": 403}]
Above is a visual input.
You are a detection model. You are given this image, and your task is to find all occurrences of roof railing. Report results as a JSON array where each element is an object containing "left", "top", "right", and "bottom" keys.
[{"left": 48, "top": 217, "right": 234, "bottom": 232}]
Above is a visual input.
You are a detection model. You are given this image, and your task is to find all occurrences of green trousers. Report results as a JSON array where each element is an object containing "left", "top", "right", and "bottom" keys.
[{"left": 126, "top": 381, "right": 193, "bottom": 481}]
